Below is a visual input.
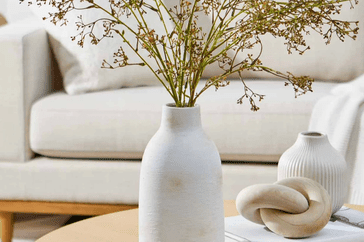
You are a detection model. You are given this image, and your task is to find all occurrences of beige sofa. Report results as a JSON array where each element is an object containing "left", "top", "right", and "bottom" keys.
[{"left": 1, "top": 3, "right": 364, "bottom": 241}]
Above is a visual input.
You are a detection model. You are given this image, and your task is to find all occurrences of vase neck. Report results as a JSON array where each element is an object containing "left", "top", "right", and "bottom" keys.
[
  {"left": 160, "top": 104, "right": 202, "bottom": 131},
  {"left": 296, "top": 132, "right": 329, "bottom": 145}
]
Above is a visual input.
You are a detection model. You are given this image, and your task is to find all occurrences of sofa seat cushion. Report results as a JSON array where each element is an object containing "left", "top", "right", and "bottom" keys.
[
  {"left": 30, "top": 80, "right": 336, "bottom": 162},
  {"left": 0, "top": 157, "right": 277, "bottom": 204}
]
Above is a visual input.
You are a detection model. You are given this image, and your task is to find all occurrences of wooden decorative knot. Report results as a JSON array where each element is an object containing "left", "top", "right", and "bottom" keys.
[{"left": 236, "top": 177, "right": 332, "bottom": 238}]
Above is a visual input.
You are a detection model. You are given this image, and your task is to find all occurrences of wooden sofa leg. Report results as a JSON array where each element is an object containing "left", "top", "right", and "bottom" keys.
[{"left": 0, "top": 212, "right": 14, "bottom": 242}]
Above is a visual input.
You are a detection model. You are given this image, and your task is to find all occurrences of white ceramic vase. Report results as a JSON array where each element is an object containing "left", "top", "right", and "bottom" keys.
[
  {"left": 139, "top": 104, "right": 225, "bottom": 242},
  {"left": 277, "top": 132, "right": 347, "bottom": 214}
]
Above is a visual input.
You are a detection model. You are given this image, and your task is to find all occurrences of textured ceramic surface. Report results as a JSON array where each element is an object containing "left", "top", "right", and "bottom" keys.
[
  {"left": 138, "top": 104, "right": 224, "bottom": 242},
  {"left": 278, "top": 132, "right": 347, "bottom": 214},
  {"left": 236, "top": 177, "right": 332, "bottom": 238}
]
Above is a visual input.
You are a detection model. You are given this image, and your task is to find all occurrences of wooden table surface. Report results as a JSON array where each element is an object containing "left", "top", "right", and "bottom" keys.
[{"left": 36, "top": 201, "right": 364, "bottom": 242}]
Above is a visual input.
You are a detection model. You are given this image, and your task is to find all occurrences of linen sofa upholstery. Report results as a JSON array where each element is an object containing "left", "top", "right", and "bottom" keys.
[
  {"left": 0, "top": 18, "right": 360, "bottom": 206},
  {"left": 0, "top": 20, "right": 280, "bottom": 204},
  {"left": 0, "top": 21, "right": 52, "bottom": 163},
  {"left": 0, "top": 14, "right": 364, "bottom": 204},
  {"left": 0, "top": 18, "right": 343, "bottom": 203},
  {"left": 30, "top": 81, "right": 337, "bottom": 162}
]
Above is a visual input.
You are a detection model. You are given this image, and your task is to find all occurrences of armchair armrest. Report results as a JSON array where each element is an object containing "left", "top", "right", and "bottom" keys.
[{"left": 0, "top": 20, "right": 52, "bottom": 162}]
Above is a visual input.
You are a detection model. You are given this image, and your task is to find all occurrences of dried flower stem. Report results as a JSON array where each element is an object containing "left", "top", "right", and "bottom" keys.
[{"left": 23, "top": 0, "right": 359, "bottom": 110}]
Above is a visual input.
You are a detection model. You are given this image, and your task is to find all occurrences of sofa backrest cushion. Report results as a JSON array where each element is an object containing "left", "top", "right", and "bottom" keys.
[
  {"left": 23, "top": 1, "right": 364, "bottom": 95},
  {"left": 201, "top": 2, "right": 364, "bottom": 83}
]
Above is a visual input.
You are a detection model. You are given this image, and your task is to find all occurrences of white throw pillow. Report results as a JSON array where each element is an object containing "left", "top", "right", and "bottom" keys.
[{"left": 27, "top": 1, "right": 166, "bottom": 94}]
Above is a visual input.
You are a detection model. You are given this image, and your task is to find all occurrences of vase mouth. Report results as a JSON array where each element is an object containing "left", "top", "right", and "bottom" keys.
[
  {"left": 165, "top": 103, "right": 199, "bottom": 109},
  {"left": 300, "top": 131, "right": 325, "bottom": 137}
]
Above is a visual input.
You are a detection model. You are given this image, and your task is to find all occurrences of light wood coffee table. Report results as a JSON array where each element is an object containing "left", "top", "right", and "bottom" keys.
[{"left": 36, "top": 200, "right": 364, "bottom": 242}]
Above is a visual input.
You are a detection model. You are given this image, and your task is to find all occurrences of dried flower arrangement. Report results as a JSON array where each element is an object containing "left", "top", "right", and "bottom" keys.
[{"left": 23, "top": 0, "right": 359, "bottom": 109}]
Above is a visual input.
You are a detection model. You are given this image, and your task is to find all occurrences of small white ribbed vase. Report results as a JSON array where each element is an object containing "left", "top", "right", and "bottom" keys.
[
  {"left": 139, "top": 104, "right": 225, "bottom": 242},
  {"left": 277, "top": 132, "right": 347, "bottom": 214}
]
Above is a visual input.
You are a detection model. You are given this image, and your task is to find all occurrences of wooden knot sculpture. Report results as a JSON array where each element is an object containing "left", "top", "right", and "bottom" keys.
[{"left": 236, "top": 177, "right": 332, "bottom": 238}]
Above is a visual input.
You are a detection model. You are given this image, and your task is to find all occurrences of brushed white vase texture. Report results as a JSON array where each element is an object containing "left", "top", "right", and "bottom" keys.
[
  {"left": 139, "top": 104, "right": 224, "bottom": 242},
  {"left": 277, "top": 132, "right": 347, "bottom": 214}
]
